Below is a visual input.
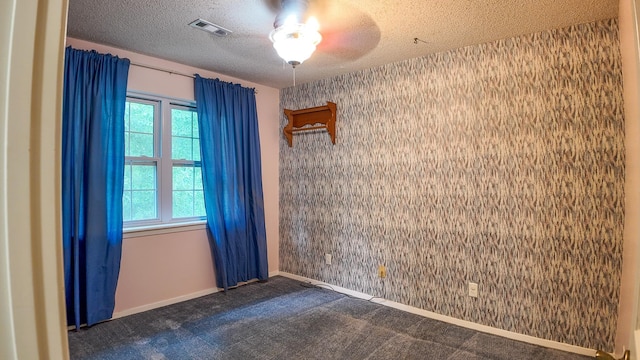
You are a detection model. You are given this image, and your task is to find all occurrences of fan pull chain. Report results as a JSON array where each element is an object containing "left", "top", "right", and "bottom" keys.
[{"left": 293, "top": 66, "right": 296, "bottom": 86}]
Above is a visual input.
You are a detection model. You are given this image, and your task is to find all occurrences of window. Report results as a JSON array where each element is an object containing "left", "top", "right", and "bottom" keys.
[
  {"left": 123, "top": 94, "right": 205, "bottom": 227},
  {"left": 171, "top": 106, "right": 205, "bottom": 218},
  {"left": 123, "top": 99, "right": 158, "bottom": 222}
]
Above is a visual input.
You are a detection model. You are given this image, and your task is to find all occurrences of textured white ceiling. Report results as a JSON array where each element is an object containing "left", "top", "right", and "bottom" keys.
[{"left": 66, "top": 0, "right": 619, "bottom": 89}]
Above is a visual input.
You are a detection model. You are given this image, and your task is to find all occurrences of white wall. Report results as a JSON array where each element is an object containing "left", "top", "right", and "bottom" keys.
[{"left": 66, "top": 37, "right": 281, "bottom": 316}]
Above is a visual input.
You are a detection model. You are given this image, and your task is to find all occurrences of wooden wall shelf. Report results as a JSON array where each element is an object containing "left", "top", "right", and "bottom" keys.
[{"left": 283, "top": 101, "right": 336, "bottom": 147}]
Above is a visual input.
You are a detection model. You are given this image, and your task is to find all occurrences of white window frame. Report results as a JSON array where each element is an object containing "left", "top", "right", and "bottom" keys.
[{"left": 124, "top": 91, "right": 206, "bottom": 231}]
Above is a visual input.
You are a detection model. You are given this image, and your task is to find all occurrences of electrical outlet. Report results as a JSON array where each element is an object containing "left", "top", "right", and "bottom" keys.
[
  {"left": 325, "top": 253, "right": 332, "bottom": 265},
  {"left": 378, "top": 265, "right": 386, "bottom": 278},
  {"left": 469, "top": 282, "right": 478, "bottom": 298}
]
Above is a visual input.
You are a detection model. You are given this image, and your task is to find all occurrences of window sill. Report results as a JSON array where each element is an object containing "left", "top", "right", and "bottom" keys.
[{"left": 123, "top": 220, "right": 207, "bottom": 238}]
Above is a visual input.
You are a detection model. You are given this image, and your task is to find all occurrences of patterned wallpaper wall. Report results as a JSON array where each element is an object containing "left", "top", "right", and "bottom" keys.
[{"left": 279, "top": 19, "right": 624, "bottom": 350}]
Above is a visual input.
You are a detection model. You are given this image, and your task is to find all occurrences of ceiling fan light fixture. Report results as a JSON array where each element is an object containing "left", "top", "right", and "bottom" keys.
[{"left": 269, "top": 16, "right": 322, "bottom": 66}]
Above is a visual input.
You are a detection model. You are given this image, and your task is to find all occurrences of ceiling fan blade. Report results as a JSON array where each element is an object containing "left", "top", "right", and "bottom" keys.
[
  {"left": 318, "top": 27, "right": 380, "bottom": 61},
  {"left": 263, "top": 0, "right": 282, "bottom": 13},
  {"left": 313, "top": 2, "right": 381, "bottom": 61}
]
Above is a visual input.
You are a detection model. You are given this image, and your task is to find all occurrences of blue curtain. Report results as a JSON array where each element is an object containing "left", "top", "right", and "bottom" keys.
[
  {"left": 194, "top": 75, "right": 268, "bottom": 290},
  {"left": 62, "top": 47, "right": 130, "bottom": 328}
]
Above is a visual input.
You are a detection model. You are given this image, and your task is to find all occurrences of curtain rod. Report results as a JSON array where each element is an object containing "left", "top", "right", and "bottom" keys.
[
  {"left": 130, "top": 62, "right": 258, "bottom": 93},
  {"left": 131, "top": 62, "right": 195, "bottom": 78}
]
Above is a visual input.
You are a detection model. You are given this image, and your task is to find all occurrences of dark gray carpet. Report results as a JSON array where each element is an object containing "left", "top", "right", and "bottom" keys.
[{"left": 68, "top": 276, "right": 593, "bottom": 359}]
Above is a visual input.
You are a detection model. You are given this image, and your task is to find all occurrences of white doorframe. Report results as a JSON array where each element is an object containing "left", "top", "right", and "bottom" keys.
[
  {"left": 617, "top": 0, "right": 640, "bottom": 358},
  {"left": 0, "top": 0, "right": 69, "bottom": 358},
  {"left": 632, "top": 0, "right": 640, "bottom": 356}
]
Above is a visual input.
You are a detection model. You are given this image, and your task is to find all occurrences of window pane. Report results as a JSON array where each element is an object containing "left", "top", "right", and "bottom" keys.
[
  {"left": 171, "top": 107, "right": 198, "bottom": 162},
  {"left": 172, "top": 166, "right": 193, "bottom": 191},
  {"left": 129, "top": 102, "right": 154, "bottom": 133},
  {"left": 172, "top": 137, "right": 193, "bottom": 160},
  {"left": 172, "top": 164, "right": 205, "bottom": 219},
  {"left": 124, "top": 132, "right": 130, "bottom": 157},
  {"left": 173, "top": 190, "right": 194, "bottom": 218},
  {"left": 124, "top": 102, "right": 130, "bottom": 132},
  {"left": 193, "top": 138, "right": 201, "bottom": 161},
  {"left": 131, "top": 164, "right": 156, "bottom": 190},
  {"left": 129, "top": 133, "right": 154, "bottom": 157},
  {"left": 131, "top": 191, "right": 157, "bottom": 220},
  {"left": 192, "top": 115, "right": 199, "bottom": 138},
  {"left": 124, "top": 164, "right": 131, "bottom": 190},
  {"left": 122, "top": 191, "right": 132, "bottom": 221},
  {"left": 194, "top": 166, "right": 203, "bottom": 189},
  {"left": 125, "top": 100, "right": 156, "bottom": 158},
  {"left": 124, "top": 164, "right": 157, "bottom": 222},
  {"left": 194, "top": 190, "right": 205, "bottom": 216},
  {"left": 171, "top": 109, "right": 192, "bottom": 137}
]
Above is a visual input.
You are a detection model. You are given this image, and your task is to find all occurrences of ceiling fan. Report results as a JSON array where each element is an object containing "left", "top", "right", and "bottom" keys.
[
  {"left": 268, "top": 0, "right": 322, "bottom": 67},
  {"left": 265, "top": 0, "right": 381, "bottom": 67}
]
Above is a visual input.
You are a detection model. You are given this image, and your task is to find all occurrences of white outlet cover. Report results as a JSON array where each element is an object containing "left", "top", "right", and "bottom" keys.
[
  {"left": 325, "top": 254, "right": 332, "bottom": 265},
  {"left": 469, "top": 282, "right": 478, "bottom": 297}
]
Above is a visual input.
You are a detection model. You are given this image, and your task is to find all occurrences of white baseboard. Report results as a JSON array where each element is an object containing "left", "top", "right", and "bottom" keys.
[
  {"left": 112, "top": 287, "right": 220, "bottom": 319},
  {"left": 278, "top": 272, "right": 597, "bottom": 357},
  {"left": 112, "top": 272, "right": 281, "bottom": 320}
]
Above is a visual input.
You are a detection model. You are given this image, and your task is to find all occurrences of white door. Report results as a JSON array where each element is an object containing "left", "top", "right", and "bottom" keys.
[
  {"left": 628, "top": 0, "right": 640, "bottom": 358},
  {"left": 0, "top": 0, "right": 69, "bottom": 359}
]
